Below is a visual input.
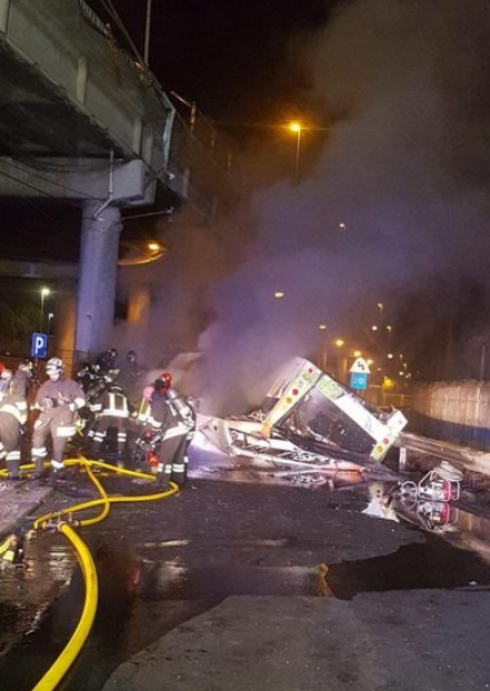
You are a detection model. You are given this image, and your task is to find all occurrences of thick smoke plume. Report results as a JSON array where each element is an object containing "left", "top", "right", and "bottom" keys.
[{"left": 133, "top": 0, "right": 490, "bottom": 410}]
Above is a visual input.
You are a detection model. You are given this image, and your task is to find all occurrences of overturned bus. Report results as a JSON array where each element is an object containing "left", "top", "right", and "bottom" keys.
[{"left": 200, "top": 358, "right": 408, "bottom": 477}]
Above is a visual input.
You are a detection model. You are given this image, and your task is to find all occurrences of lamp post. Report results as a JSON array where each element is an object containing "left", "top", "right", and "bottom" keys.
[
  {"left": 48, "top": 312, "right": 54, "bottom": 334},
  {"left": 144, "top": 0, "right": 153, "bottom": 66},
  {"left": 40, "top": 287, "right": 50, "bottom": 332},
  {"left": 289, "top": 121, "right": 302, "bottom": 184}
]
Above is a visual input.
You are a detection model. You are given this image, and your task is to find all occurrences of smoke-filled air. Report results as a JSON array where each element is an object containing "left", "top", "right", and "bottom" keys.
[{"left": 129, "top": 0, "right": 490, "bottom": 413}]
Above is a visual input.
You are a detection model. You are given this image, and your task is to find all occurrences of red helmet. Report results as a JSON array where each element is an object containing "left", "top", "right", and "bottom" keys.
[{"left": 159, "top": 371, "right": 172, "bottom": 389}]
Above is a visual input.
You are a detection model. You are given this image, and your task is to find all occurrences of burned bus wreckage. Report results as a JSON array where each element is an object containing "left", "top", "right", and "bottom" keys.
[{"left": 199, "top": 359, "right": 408, "bottom": 484}]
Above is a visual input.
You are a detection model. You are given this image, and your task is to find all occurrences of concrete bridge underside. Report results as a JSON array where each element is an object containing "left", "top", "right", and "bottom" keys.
[{"left": 0, "top": 0, "right": 235, "bottom": 360}]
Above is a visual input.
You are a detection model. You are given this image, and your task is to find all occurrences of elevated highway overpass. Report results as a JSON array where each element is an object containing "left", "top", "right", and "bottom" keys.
[{"left": 0, "top": 0, "right": 237, "bottom": 358}]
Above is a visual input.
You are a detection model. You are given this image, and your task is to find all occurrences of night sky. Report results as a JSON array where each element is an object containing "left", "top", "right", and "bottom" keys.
[
  {"left": 99, "top": 0, "right": 335, "bottom": 121},
  {"left": 3, "top": 0, "right": 490, "bottom": 403}
]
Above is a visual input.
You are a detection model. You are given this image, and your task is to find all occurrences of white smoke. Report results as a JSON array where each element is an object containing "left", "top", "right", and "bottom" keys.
[{"left": 133, "top": 0, "right": 490, "bottom": 408}]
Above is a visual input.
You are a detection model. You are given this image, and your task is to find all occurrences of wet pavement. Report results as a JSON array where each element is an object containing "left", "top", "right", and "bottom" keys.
[
  {"left": 1, "top": 446, "right": 490, "bottom": 690},
  {"left": 0, "top": 480, "right": 52, "bottom": 537}
]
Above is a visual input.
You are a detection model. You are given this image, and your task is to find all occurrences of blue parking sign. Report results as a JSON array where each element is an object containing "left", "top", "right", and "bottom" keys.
[
  {"left": 350, "top": 372, "right": 368, "bottom": 390},
  {"left": 31, "top": 332, "right": 48, "bottom": 358}
]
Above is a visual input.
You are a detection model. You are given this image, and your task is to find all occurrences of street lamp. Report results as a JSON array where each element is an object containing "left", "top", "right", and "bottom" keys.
[
  {"left": 48, "top": 312, "right": 54, "bottom": 334},
  {"left": 144, "top": 0, "right": 153, "bottom": 66},
  {"left": 40, "top": 287, "right": 50, "bottom": 332},
  {"left": 288, "top": 121, "right": 302, "bottom": 184}
]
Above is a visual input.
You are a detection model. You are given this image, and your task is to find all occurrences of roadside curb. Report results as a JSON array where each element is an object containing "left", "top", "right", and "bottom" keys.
[{"left": 0, "top": 482, "right": 53, "bottom": 539}]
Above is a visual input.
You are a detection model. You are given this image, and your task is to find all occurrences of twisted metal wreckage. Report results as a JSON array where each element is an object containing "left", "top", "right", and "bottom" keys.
[{"left": 199, "top": 358, "right": 408, "bottom": 484}]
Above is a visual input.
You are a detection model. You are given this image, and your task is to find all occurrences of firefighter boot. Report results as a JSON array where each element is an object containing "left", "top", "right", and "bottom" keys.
[{"left": 156, "top": 463, "right": 172, "bottom": 490}]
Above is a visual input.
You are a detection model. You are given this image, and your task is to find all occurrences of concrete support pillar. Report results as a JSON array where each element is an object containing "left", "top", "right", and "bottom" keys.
[{"left": 76, "top": 201, "right": 122, "bottom": 358}]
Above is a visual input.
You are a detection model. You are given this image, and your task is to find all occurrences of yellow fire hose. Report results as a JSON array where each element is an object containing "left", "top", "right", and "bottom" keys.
[
  {"left": 1, "top": 456, "right": 178, "bottom": 691},
  {"left": 31, "top": 522, "right": 98, "bottom": 691}
]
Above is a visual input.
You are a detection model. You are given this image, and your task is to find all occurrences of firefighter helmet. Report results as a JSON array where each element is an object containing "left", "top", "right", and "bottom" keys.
[
  {"left": 159, "top": 371, "right": 172, "bottom": 388},
  {"left": 46, "top": 357, "right": 65, "bottom": 374}
]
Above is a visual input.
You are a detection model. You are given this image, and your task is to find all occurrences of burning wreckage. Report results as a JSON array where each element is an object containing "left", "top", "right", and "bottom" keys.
[{"left": 199, "top": 358, "right": 408, "bottom": 485}]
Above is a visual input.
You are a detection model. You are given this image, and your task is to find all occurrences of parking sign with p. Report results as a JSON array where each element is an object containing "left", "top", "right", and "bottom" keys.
[{"left": 31, "top": 332, "right": 48, "bottom": 359}]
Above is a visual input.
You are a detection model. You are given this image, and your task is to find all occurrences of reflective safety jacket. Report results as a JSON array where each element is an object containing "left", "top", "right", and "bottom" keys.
[
  {"left": 91, "top": 387, "right": 130, "bottom": 419},
  {"left": 149, "top": 389, "right": 191, "bottom": 440},
  {"left": 0, "top": 375, "right": 28, "bottom": 424},
  {"left": 35, "top": 379, "right": 86, "bottom": 439},
  {"left": 166, "top": 389, "right": 196, "bottom": 430}
]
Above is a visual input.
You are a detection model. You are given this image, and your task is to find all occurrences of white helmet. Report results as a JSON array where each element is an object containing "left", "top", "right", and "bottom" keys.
[
  {"left": 46, "top": 357, "right": 64, "bottom": 374},
  {"left": 0, "top": 369, "right": 13, "bottom": 380}
]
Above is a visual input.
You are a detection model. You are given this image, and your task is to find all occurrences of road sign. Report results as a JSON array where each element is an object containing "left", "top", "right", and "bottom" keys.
[
  {"left": 350, "top": 372, "right": 368, "bottom": 390},
  {"left": 349, "top": 357, "right": 371, "bottom": 374},
  {"left": 31, "top": 332, "right": 48, "bottom": 358}
]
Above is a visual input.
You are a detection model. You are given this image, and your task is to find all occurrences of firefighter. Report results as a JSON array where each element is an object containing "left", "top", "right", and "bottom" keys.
[
  {"left": 77, "top": 360, "right": 101, "bottom": 393},
  {"left": 118, "top": 350, "right": 144, "bottom": 408},
  {"left": 148, "top": 373, "right": 193, "bottom": 488},
  {"left": 89, "top": 382, "right": 131, "bottom": 466},
  {"left": 15, "top": 359, "right": 34, "bottom": 399},
  {"left": 96, "top": 348, "right": 119, "bottom": 374},
  {"left": 163, "top": 374, "right": 197, "bottom": 485},
  {"left": 0, "top": 367, "right": 12, "bottom": 400},
  {"left": 0, "top": 369, "right": 28, "bottom": 480},
  {"left": 31, "top": 357, "right": 86, "bottom": 481}
]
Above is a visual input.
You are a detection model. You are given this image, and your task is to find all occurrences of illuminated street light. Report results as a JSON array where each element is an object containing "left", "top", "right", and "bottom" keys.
[
  {"left": 40, "top": 287, "right": 50, "bottom": 332},
  {"left": 274, "top": 291, "right": 285, "bottom": 298},
  {"left": 118, "top": 241, "right": 166, "bottom": 267},
  {"left": 353, "top": 350, "right": 362, "bottom": 357},
  {"left": 48, "top": 312, "right": 54, "bottom": 333},
  {"left": 335, "top": 339, "right": 344, "bottom": 348},
  {"left": 318, "top": 324, "right": 327, "bottom": 331},
  {"left": 288, "top": 121, "right": 302, "bottom": 184},
  {"left": 377, "top": 302, "right": 384, "bottom": 316},
  {"left": 387, "top": 352, "right": 394, "bottom": 359},
  {"left": 339, "top": 222, "right": 346, "bottom": 231},
  {"left": 371, "top": 325, "right": 378, "bottom": 331}
]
